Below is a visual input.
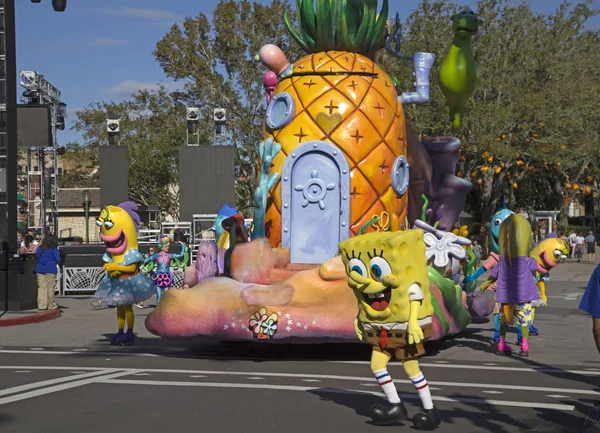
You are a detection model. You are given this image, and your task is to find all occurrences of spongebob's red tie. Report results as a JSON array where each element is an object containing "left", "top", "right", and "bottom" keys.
[{"left": 379, "top": 328, "right": 389, "bottom": 350}]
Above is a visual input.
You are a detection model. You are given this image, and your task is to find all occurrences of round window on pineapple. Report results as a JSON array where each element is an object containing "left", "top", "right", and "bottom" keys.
[
  {"left": 266, "top": 93, "right": 295, "bottom": 130},
  {"left": 391, "top": 155, "right": 409, "bottom": 196}
]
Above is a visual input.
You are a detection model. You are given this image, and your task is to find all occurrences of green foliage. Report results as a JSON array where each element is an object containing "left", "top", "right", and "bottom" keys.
[
  {"left": 391, "top": 0, "right": 600, "bottom": 221},
  {"left": 284, "top": 0, "right": 389, "bottom": 58},
  {"left": 71, "top": 87, "right": 187, "bottom": 219},
  {"left": 57, "top": 142, "right": 100, "bottom": 189},
  {"left": 154, "top": 0, "right": 303, "bottom": 216}
]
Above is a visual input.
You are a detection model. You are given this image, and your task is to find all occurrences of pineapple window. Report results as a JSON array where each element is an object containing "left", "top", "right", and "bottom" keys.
[
  {"left": 266, "top": 92, "right": 295, "bottom": 130},
  {"left": 391, "top": 155, "right": 409, "bottom": 196}
]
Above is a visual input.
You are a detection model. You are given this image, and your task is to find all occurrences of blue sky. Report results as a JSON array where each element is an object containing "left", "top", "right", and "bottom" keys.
[{"left": 14, "top": 0, "right": 599, "bottom": 145}]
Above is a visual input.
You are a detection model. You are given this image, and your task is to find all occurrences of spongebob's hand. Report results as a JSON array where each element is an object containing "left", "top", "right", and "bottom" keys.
[
  {"left": 480, "top": 279, "right": 493, "bottom": 293},
  {"left": 407, "top": 321, "right": 424, "bottom": 345},
  {"left": 354, "top": 319, "right": 364, "bottom": 341}
]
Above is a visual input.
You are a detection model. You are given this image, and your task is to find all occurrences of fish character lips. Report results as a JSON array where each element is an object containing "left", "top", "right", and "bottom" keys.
[
  {"left": 363, "top": 287, "right": 392, "bottom": 311},
  {"left": 100, "top": 230, "right": 127, "bottom": 255},
  {"left": 539, "top": 250, "right": 558, "bottom": 270}
]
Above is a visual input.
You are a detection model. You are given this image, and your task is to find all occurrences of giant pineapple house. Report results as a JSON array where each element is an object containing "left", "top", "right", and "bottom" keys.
[{"left": 259, "top": 0, "right": 409, "bottom": 264}]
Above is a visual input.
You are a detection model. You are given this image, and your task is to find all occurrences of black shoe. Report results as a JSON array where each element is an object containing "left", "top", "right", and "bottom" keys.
[
  {"left": 413, "top": 407, "right": 441, "bottom": 430},
  {"left": 369, "top": 402, "right": 408, "bottom": 425}
]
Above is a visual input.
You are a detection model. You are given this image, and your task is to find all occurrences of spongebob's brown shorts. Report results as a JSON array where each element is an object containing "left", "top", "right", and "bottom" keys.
[{"left": 365, "top": 324, "right": 433, "bottom": 361}]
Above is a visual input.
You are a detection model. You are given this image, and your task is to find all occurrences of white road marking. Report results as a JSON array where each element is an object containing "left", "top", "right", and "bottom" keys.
[
  {"left": 68, "top": 371, "right": 86, "bottom": 374},
  {"left": 0, "top": 366, "right": 120, "bottom": 372},
  {"left": 0, "top": 370, "right": 118, "bottom": 398},
  {"left": 71, "top": 349, "right": 88, "bottom": 352},
  {"left": 0, "top": 370, "right": 139, "bottom": 406},
  {"left": 301, "top": 379, "right": 321, "bottom": 383},
  {"left": 30, "top": 348, "right": 45, "bottom": 351},
  {"left": 433, "top": 361, "right": 450, "bottom": 364},
  {"left": 483, "top": 363, "right": 498, "bottom": 366},
  {"left": 132, "top": 373, "right": 152, "bottom": 376},
  {"left": 14, "top": 371, "right": 31, "bottom": 373},
  {"left": 330, "top": 361, "right": 600, "bottom": 376},
  {"left": 102, "top": 379, "right": 575, "bottom": 411},
  {"left": 360, "top": 383, "right": 378, "bottom": 387},
  {"left": 189, "top": 375, "right": 207, "bottom": 378},
  {"left": 0, "top": 366, "right": 595, "bottom": 396},
  {"left": 547, "top": 395, "right": 569, "bottom": 399},
  {"left": 483, "top": 390, "right": 503, "bottom": 395},
  {"left": 247, "top": 377, "right": 265, "bottom": 380},
  {"left": 0, "top": 349, "right": 158, "bottom": 357}
]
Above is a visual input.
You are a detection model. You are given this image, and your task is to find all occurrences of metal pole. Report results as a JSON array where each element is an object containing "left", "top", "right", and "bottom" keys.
[
  {"left": 39, "top": 147, "right": 45, "bottom": 229},
  {"left": 84, "top": 202, "right": 89, "bottom": 244},
  {"left": 52, "top": 105, "right": 58, "bottom": 234},
  {"left": 5, "top": 0, "right": 17, "bottom": 251}
]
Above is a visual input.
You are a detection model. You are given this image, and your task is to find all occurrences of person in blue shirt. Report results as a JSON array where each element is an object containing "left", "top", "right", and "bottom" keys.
[
  {"left": 579, "top": 264, "right": 600, "bottom": 354},
  {"left": 35, "top": 232, "right": 61, "bottom": 311}
]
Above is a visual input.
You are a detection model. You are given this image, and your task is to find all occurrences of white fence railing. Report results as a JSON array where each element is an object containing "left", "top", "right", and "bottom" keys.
[{"left": 59, "top": 267, "right": 185, "bottom": 294}]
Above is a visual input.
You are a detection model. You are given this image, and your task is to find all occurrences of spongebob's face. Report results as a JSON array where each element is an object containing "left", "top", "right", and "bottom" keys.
[
  {"left": 339, "top": 230, "right": 428, "bottom": 322},
  {"left": 531, "top": 238, "right": 569, "bottom": 272},
  {"left": 96, "top": 206, "right": 137, "bottom": 257}
]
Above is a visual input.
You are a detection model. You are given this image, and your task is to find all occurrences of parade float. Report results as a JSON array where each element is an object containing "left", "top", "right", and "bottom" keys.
[{"left": 145, "top": 0, "right": 479, "bottom": 343}]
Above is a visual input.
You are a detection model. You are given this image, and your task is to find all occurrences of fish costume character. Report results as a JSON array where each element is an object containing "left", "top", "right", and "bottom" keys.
[
  {"left": 464, "top": 204, "right": 513, "bottom": 341},
  {"left": 143, "top": 235, "right": 188, "bottom": 303},
  {"left": 527, "top": 238, "right": 569, "bottom": 334},
  {"left": 339, "top": 229, "right": 441, "bottom": 431},
  {"left": 94, "top": 202, "right": 155, "bottom": 345},
  {"left": 481, "top": 214, "right": 541, "bottom": 357}
]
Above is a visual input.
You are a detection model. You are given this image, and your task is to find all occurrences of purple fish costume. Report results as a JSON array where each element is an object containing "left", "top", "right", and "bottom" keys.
[{"left": 490, "top": 256, "right": 541, "bottom": 304}]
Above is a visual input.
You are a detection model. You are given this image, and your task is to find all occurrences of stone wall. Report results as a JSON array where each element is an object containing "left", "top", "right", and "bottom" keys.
[{"left": 58, "top": 216, "right": 100, "bottom": 243}]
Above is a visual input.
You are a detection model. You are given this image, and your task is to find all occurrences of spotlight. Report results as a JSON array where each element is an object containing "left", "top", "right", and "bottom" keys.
[
  {"left": 52, "top": 0, "right": 67, "bottom": 12},
  {"left": 186, "top": 107, "right": 199, "bottom": 121},
  {"left": 213, "top": 108, "right": 226, "bottom": 123},
  {"left": 106, "top": 119, "right": 120, "bottom": 133}
]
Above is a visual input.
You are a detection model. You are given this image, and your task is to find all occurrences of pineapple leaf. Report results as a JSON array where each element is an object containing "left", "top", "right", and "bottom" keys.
[
  {"left": 353, "top": 0, "right": 374, "bottom": 54},
  {"left": 284, "top": 11, "right": 311, "bottom": 53},
  {"left": 299, "top": 0, "right": 317, "bottom": 48},
  {"left": 315, "top": 0, "right": 334, "bottom": 52},
  {"left": 335, "top": 0, "right": 352, "bottom": 51},
  {"left": 365, "top": 0, "right": 389, "bottom": 58},
  {"left": 344, "top": 0, "right": 363, "bottom": 40},
  {"left": 363, "top": 0, "right": 381, "bottom": 56}
]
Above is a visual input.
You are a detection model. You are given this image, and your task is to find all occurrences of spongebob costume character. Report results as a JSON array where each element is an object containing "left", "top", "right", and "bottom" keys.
[
  {"left": 339, "top": 229, "right": 440, "bottom": 431},
  {"left": 94, "top": 202, "right": 155, "bottom": 345}
]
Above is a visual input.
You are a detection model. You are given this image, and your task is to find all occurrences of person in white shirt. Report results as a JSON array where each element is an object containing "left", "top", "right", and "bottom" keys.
[
  {"left": 568, "top": 232, "right": 577, "bottom": 258},
  {"left": 20, "top": 230, "right": 38, "bottom": 250},
  {"left": 576, "top": 234, "right": 585, "bottom": 262}
]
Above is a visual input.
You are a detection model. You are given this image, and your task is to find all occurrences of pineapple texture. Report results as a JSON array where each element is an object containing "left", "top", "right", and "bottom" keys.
[{"left": 263, "top": 51, "right": 407, "bottom": 248}]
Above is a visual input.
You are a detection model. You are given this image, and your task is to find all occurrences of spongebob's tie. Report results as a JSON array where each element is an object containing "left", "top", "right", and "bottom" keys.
[{"left": 379, "top": 328, "right": 389, "bottom": 349}]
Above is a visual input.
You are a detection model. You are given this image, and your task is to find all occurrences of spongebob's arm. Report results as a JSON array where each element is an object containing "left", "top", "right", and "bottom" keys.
[
  {"left": 354, "top": 317, "right": 364, "bottom": 341},
  {"left": 480, "top": 276, "right": 497, "bottom": 292},
  {"left": 407, "top": 284, "right": 425, "bottom": 344}
]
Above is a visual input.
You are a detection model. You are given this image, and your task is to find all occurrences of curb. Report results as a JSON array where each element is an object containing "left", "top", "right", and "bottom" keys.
[{"left": 0, "top": 308, "right": 62, "bottom": 327}]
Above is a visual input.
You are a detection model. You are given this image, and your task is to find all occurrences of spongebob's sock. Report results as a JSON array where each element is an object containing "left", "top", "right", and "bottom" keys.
[
  {"left": 116, "top": 306, "right": 125, "bottom": 330},
  {"left": 410, "top": 373, "right": 433, "bottom": 410},
  {"left": 374, "top": 368, "right": 400, "bottom": 404}
]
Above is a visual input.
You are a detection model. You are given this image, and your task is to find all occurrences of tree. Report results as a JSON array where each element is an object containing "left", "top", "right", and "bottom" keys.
[
  {"left": 153, "top": 0, "right": 303, "bottom": 216},
  {"left": 58, "top": 142, "right": 100, "bottom": 188},
  {"left": 389, "top": 0, "right": 600, "bottom": 222},
  {"left": 71, "top": 87, "right": 187, "bottom": 219}
]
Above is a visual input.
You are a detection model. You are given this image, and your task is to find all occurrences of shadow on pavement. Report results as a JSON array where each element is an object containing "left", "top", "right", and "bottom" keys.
[{"left": 0, "top": 413, "right": 16, "bottom": 428}]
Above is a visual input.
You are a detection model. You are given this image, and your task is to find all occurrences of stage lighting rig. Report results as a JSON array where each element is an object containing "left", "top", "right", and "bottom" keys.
[
  {"left": 30, "top": 0, "right": 67, "bottom": 12},
  {"left": 106, "top": 114, "right": 121, "bottom": 146}
]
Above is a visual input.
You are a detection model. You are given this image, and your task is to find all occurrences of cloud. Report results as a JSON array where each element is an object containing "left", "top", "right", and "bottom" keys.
[
  {"left": 104, "top": 80, "right": 183, "bottom": 96},
  {"left": 100, "top": 6, "right": 182, "bottom": 22},
  {"left": 65, "top": 107, "right": 82, "bottom": 119},
  {"left": 89, "top": 38, "right": 128, "bottom": 47}
]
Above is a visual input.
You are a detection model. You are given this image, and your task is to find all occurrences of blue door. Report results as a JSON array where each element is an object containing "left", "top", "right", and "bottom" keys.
[{"left": 281, "top": 141, "right": 350, "bottom": 264}]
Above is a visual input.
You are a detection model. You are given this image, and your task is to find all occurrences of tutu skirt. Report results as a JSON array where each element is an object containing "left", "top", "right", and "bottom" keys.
[{"left": 95, "top": 272, "right": 155, "bottom": 306}]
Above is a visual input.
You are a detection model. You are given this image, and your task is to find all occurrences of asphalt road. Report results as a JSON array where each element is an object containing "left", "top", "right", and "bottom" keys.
[{"left": 0, "top": 261, "right": 599, "bottom": 432}]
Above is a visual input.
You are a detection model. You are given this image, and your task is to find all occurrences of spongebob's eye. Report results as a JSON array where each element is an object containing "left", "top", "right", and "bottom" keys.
[
  {"left": 96, "top": 219, "right": 102, "bottom": 227},
  {"left": 348, "top": 258, "right": 367, "bottom": 277},
  {"left": 104, "top": 221, "right": 114, "bottom": 229},
  {"left": 494, "top": 218, "right": 501, "bottom": 226},
  {"left": 369, "top": 257, "right": 392, "bottom": 280},
  {"left": 553, "top": 249, "right": 562, "bottom": 258}
]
